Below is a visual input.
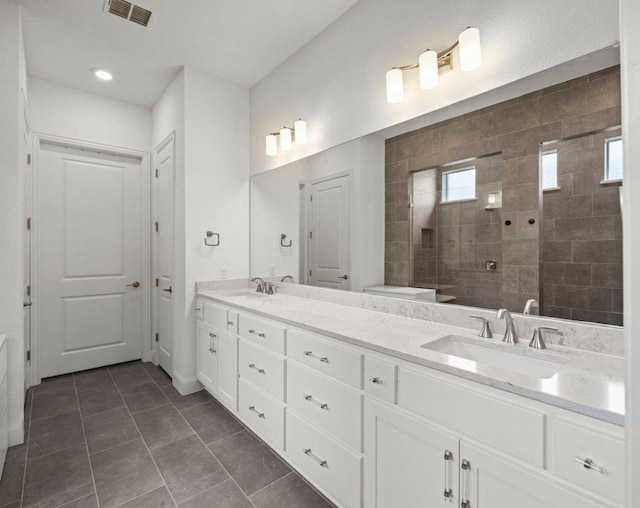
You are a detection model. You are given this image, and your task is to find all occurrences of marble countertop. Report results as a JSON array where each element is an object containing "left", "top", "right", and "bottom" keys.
[{"left": 197, "top": 288, "right": 625, "bottom": 426}]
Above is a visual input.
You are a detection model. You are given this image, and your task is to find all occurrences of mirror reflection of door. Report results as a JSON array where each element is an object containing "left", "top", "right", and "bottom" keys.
[{"left": 307, "top": 174, "right": 351, "bottom": 290}]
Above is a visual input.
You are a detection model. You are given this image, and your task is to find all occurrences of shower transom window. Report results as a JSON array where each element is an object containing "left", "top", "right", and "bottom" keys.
[{"left": 441, "top": 166, "right": 476, "bottom": 203}]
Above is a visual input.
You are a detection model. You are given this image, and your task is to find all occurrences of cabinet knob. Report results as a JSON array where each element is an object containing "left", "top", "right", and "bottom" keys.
[{"left": 370, "top": 377, "right": 383, "bottom": 385}]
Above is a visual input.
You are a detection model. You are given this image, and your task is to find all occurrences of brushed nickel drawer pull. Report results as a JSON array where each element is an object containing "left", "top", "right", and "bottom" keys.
[
  {"left": 248, "top": 363, "right": 266, "bottom": 375},
  {"left": 574, "top": 457, "right": 604, "bottom": 474},
  {"left": 303, "top": 351, "right": 329, "bottom": 363},
  {"left": 249, "top": 329, "right": 266, "bottom": 338},
  {"left": 209, "top": 333, "right": 217, "bottom": 354},
  {"left": 248, "top": 406, "right": 265, "bottom": 419},
  {"left": 444, "top": 450, "right": 453, "bottom": 499},
  {"left": 303, "top": 448, "right": 328, "bottom": 468},
  {"left": 303, "top": 394, "right": 329, "bottom": 410}
]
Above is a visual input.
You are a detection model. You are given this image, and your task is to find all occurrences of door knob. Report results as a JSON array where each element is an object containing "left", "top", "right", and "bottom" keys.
[
  {"left": 127, "top": 281, "right": 141, "bottom": 288},
  {"left": 339, "top": 275, "right": 349, "bottom": 280},
  {"left": 162, "top": 286, "right": 173, "bottom": 293}
]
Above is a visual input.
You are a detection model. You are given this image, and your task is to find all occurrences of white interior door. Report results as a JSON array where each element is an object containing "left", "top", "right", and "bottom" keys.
[
  {"left": 37, "top": 142, "right": 144, "bottom": 377},
  {"left": 308, "top": 174, "right": 351, "bottom": 290},
  {"left": 21, "top": 90, "right": 32, "bottom": 387},
  {"left": 155, "top": 135, "right": 174, "bottom": 375}
]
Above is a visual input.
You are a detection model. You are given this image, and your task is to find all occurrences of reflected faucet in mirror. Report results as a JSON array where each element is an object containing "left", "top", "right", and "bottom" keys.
[
  {"left": 281, "top": 275, "right": 294, "bottom": 283},
  {"left": 523, "top": 299, "right": 539, "bottom": 315}
]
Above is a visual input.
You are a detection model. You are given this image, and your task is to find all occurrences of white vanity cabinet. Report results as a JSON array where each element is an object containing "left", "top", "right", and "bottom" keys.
[
  {"left": 196, "top": 304, "right": 238, "bottom": 412},
  {"left": 459, "top": 441, "right": 617, "bottom": 508},
  {"left": 196, "top": 297, "right": 624, "bottom": 508},
  {"left": 363, "top": 398, "right": 459, "bottom": 508}
]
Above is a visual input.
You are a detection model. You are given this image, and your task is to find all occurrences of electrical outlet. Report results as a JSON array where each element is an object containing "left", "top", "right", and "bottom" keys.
[
  {"left": 220, "top": 267, "right": 228, "bottom": 279},
  {"left": 269, "top": 265, "right": 276, "bottom": 276}
]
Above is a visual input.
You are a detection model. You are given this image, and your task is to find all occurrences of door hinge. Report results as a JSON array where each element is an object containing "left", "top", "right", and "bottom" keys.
[
  {"left": 309, "top": 231, "right": 313, "bottom": 239},
  {"left": 155, "top": 278, "right": 159, "bottom": 287},
  {"left": 155, "top": 333, "right": 159, "bottom": 343},
  {"left": 27, "top": 153, "right": 31, "bottom": 165},
  {"left": 309, "top": 270, "right": 312, "bottom": 277},
  {"left": 26, "top": 350, "right": 31, "bottom": 361},
  {"left": 155, "top": 168, "right": 159, "bottom": 178},
  {"left": 27, "top": 217, "right": 31, "bottom": 230},
  {"left": 310, "top": 195, "right": 313, "bottom": 201},
  {"left": 27, "top": 285, "right": 31, "bottom": 297},
  {"left": 155, "top": 221, "right": 159, "bottom": 232}
]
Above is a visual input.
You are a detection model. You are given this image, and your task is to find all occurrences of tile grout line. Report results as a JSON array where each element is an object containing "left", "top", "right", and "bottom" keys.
[
  {"left": 147, "top": 370, "right": 259, "bottom": 508},
  {"left": 72, "top": 374, "right": 102, "bottom": 508},
  {"left": 18, "top": 388, "right": 34, "bottom": 508},
  {"left": 106, "top": 367, "right": 181, "bottom": 508}
]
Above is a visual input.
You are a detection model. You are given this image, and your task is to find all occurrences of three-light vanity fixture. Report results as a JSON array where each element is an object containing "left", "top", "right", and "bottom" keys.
[
  {"left": 386, "top": 27, "right": 482, "bottom": 103},
  {"left": 266, "top": 119, "right": 307, "bottom": 156}
]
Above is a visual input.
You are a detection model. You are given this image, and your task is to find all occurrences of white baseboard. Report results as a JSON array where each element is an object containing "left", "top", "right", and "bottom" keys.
[
  {"left": 172, "top": 371, "right": 202, "bottom": 396},
  {"left": 8, "top": 416, "right": 24, "bottom": 447}
]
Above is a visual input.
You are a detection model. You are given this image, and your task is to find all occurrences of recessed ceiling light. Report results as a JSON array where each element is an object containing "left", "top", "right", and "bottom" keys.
[{"left": 92, "top": 68, "right": 113, "bottom": 81}]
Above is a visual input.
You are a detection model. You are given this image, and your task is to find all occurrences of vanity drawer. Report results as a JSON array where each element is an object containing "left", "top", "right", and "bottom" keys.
[
  {"left": 202, "top": 300, "right": 237, "bottom": 333},
  {"left": 239, "top": 339, "right": 285, "bottom": 402},
  {"left": 238, "top": 313, "right": 286, "bottom": 354},
  {"left": 238, "top": 379, "right": 285, "bottom": 451},
  {"left": 398, "top": 367, "right": 545, "bottom": 467},
  {"left": 287, "top": 361, "right": 363, "bottom": 451},
  {"left": 286, "top": 411, "right": 362, "bottom": 508},
  {"left": 364, "top": 356, "right": 397, "bottom": 404},
  {"left": 288, "top": 328, "right": 363, "bottom": 388},
  {"left": 551, "top": 417, "right": 624, "bottom": 503}
]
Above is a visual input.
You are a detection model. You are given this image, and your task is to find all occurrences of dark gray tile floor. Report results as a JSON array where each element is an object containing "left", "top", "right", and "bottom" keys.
[{"left": 0, "top": 361, "right": 334, "bottom": 508}]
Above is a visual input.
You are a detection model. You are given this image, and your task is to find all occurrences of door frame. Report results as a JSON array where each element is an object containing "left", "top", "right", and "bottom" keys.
[
  {"left": 301, "top": 170, "right": 353, "bottom": 286},
  {"left": 29, "top": 133, "right": 152, "bottom": 386}
]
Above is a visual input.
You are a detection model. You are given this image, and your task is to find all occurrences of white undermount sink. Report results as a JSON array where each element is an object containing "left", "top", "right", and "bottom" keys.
[{"left": 421, "top": 335, "right": 565, "bottom": 379}]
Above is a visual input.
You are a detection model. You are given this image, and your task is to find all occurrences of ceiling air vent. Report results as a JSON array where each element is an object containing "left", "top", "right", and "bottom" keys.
[{"left": 104, "top": 0, "right": 156, "bottom": 28}]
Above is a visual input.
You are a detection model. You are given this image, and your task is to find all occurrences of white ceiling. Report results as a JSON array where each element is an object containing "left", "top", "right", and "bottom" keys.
[{"left": 15, "top": 0, "right": 359, "bottom": 107}]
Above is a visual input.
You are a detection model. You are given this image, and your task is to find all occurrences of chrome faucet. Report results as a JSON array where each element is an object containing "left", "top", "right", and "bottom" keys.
[
  {"left": 496, "top": 309, "right": 518, "bottom": 344},
  {"left": 281, "top": 275, "right": 294, "bottom": 283},
  {"left": 250, "top": 277, "right": 266, "bottom": 293},
  {"left": 523, "top": 299, "right": 539, "bottom": 315}
]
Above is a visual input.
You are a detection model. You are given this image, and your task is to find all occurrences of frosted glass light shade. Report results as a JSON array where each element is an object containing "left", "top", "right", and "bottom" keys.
[
  {"left": 419, "top": 50, "right": 438, "bottom": 89},
  {"left": 266, "top": 135, "right": 277, "bottom": 156},
  {"left": 294, "top": 119, "right": 307, "bottom": 144},
  {"left": 459, "top": 27, "right": 482, "bottom": 72},
  {"left": 386, "top": 68, "right": 403, "bottom": 103},
  {"left": 280, "top": 127, "right": 292, "bottom": 151}
]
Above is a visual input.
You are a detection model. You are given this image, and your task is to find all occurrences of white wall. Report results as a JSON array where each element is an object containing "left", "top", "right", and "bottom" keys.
[
  {"left": 181, "top": 66, "right": 250, "bottom": 389},
  {"left": 250, "top": 0, "right": 619, "bottom": 174},
  {"left": 621, "top": 0, "right": 640, "bottom": 505},
  {"left": 251, "top": 135, "right": 384, "bottom": 291},
  {"left": 152, "top": 67, "right": 250, "bottom": 393},
  {"left": 29, "top": 78, "right": 151, "bottom": 152},
  {"left": 0, "top": 0, "right": 26, "bottom": 445}
]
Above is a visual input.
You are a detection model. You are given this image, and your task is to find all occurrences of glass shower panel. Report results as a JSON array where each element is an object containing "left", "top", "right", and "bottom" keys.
[{"left": 410, "top": 154, "right": 503, "bottom": 309}]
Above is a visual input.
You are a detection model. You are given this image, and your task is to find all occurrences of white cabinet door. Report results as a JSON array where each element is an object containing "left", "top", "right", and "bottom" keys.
[
  {"left": 364, "top": 398, "right": 459, "bottom": 508},
  {"left": 460, "top": 441, "right": 618, "bottom": 508},
  {"left": 196, "top": 324, "right": 217, "bottom": 393},
  {"left": 215, "top": 330, "right": 238, "bottom": 410}
]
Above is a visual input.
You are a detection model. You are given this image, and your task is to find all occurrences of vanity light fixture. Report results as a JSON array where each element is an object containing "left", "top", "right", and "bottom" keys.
[
  {"left": 386, "top": 27, "right": 482, "bottom": 104},
  {"left": 92, "top": 68, "right": 113, "bottom": 81},
  {"left": 265, "top": 119, "right": 307, "bottom": 156}
]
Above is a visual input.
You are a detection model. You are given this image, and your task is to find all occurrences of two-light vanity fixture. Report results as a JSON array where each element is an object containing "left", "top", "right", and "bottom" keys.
[
  {"left": 265, "top": 119, "right": 307, "bottom": 156},
  {"left": 386, "top": 27, "right": 482, "bottom": 103}
]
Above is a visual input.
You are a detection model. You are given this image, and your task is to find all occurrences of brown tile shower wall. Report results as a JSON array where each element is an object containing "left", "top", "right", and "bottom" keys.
[
  {"left": 542, "top": 130, "right": 623, "bottom": 325},
  {"left": 385, "top": 66, "right": 621, "bottom": 314}
]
